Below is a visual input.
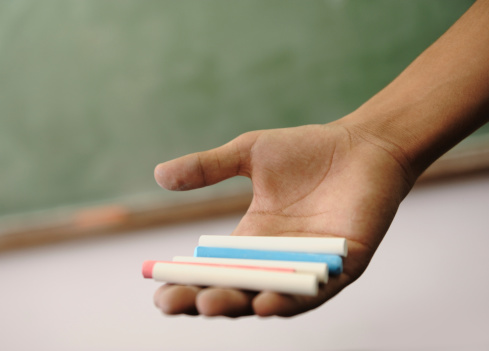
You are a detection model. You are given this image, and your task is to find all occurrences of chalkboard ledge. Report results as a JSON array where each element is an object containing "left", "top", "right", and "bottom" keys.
[{"left": 1, "top": 137, "right": 489, "bottom": 252}]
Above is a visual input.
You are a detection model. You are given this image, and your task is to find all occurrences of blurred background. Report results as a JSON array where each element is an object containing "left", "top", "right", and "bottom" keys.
[{"left": 1, "top": 1, "right": 488, "bottom": 350}]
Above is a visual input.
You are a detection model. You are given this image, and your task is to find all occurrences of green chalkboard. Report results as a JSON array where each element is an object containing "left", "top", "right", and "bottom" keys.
[{"left": 0, "top": 0, "right": 482, "bottom": 221}]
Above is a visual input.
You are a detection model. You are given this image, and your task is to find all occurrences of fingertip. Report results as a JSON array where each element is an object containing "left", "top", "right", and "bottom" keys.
[
  {"left": 154, "top": 163, "right": 170, "bottom": 189},
  {"left": 154, "top": 285, "right": 200, "bottom": 315},
  {"left": 252, "top": 292, "right": 310, "bottom": 317},
  {"left": 252, "top": 292, "right": 289, "bottom": 317},
  {"left": 253, "top": 283, "right": 336, "bottom": 317},
  {"left": 196, "top": 288, "right": 255, "bottom": 317},
  {"left": 154, "top": 162, "right": 189, "bottom": 191},
  {"left": 195, "top": 290, "right": 220, "bottom": 316}
]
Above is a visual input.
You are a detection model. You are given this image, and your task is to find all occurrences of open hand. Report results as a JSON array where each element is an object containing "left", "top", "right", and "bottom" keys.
[{"left": 153, "top": 121, "right": 415, "bottom": 317}]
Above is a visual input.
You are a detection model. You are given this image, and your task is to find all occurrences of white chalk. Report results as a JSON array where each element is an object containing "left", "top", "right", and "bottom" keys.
[
  {"left": 198, "top": 235, "right": 348, "bottom": 257},
  {"left": 146, "top": 261, "right": 318, "bottom": 296},
  {"left": 173, "top": 256, "right": 328, "bottom": 283}
]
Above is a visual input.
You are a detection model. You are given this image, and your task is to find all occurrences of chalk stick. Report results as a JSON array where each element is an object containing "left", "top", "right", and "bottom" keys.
[
  {"left": 173, "top": 256, "right": 328, "bottom": 283},
  {"left": 146, "top": 260, "right": 295, "bottom": 273},
  {"left": 194, "top": 246, "right": 343, "bottom": 275},
  {"left": 198, "top": 235, "right": 348, "bottom": 257},
  {"left": 142, "top": 260, "right": 318, "bottom": 296}
]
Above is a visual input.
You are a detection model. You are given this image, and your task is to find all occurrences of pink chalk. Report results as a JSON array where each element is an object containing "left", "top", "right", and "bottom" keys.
[
  {"left": 142, "top": 260, "right": 157, "bottom": 279},
  {"left": 168, "top": 261, "right": 295, "bottom": 272}
]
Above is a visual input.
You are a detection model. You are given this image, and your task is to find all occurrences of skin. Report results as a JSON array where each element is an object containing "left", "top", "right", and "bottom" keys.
[{"left": 152, "top": 0, "right": 489, "bottom": 318}]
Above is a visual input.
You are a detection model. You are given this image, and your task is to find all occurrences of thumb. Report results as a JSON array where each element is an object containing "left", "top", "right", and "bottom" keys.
[{"left": 154, "top": 132, "right": 258, "bottom": 191}]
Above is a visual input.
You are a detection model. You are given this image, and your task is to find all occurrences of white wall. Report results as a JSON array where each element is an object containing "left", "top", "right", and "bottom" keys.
[{"left": 1, "top": 174, "right": 488, "bottom": 351}]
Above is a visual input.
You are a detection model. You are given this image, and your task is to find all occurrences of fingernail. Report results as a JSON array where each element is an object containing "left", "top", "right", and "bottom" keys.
[{"left": 154, "top": 164, "right": 166, "bottom": 187}]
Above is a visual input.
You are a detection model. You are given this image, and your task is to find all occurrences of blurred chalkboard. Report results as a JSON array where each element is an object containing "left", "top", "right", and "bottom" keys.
[{"left": 0, "top": 0, "right": 483, "bottom": 222}]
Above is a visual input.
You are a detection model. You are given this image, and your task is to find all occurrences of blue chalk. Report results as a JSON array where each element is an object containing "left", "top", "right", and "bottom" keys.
[{"left": 194, "top": 246, "right": 343, "bottom": 275}]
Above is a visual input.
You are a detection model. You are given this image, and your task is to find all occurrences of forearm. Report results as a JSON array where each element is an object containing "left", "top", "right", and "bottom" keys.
[{"left": 344, "top": 0, "right": 489, "bottom": 178}]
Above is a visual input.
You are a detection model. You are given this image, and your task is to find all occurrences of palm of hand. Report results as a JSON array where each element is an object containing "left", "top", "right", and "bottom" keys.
[{"left": 154, "top": 123, "right": 413, "bottom": 317}]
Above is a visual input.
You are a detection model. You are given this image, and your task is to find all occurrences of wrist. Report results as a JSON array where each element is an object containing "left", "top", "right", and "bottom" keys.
[
  {"left": 343, "top": 74, "right": 488, "bottom": 179},
  {"left": 339, "top": 0, "right": 489, "bottom": 179}
]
